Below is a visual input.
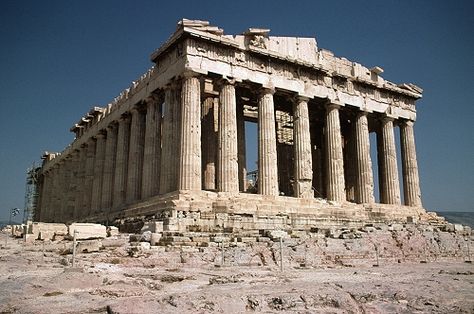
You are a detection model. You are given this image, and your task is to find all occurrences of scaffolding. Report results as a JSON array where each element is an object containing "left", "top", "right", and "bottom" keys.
[{"left": 24, "top": 163, "right": 40, "bottom": 223}]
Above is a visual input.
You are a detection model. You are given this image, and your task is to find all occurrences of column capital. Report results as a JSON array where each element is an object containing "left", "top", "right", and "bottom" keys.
[
  {"left": 182, "top": 70, "right": 201, "bottom": 79},
  {"left": 295, "top": 94, "right": 311, "bottom": 102},
  {"left": 326, "top": 102, "right": 341, "bottom": 110},
  {"left": 259, "top": 86, "right": 275, "bottom": 96},
  {"left": 381, "top": 114, "right": 395, "bottom": 122},
  {"left": 400, "top": 119, "right": 415, "bottom": 127},
  {"left": 215, "top": 77, "right": 236, "bottom": 88},
  {"left": 106, "top": 121, "right": 118, "bottom": 131}
]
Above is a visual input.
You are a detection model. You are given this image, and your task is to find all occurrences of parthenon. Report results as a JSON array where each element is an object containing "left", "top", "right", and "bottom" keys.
[{"left": 35, "top": 19, "right": 426, "bottom": 230}]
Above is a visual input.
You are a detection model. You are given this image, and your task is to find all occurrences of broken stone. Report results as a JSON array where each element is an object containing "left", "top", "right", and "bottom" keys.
[{"left": 69, "top": 223, "right": 107, "bottom": 240}]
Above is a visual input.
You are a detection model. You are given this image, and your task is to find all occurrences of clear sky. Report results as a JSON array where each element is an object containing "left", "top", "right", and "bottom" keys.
[{"left": 1, "top": 0, "right": 473, "bottom": 222}]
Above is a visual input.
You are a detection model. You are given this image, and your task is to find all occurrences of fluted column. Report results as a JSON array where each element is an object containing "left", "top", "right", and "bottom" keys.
[
  {"left": 113, "top": 114, "right": 131, "bottom": 207},
  {"left": 83, "top": 137, "right": 96, "bottom": 215},
  {"left": 237, "top": 100, "right": 247, "bottom": 192},
  {"left": 67, "top": 150, "right": 80, "bottom": 220},
  {"left": 202, "top": 96, "right": 217, "bottom": 190},
  {"left": 179, "top": 75, "right": 202, "bottom": 190},
  {"left": 63, "top": 156, "right": 74, "bottom": 220},
  {"left": 126, "top": 107, "right": 146, "bottom": 202},
  {"left": 293, "top": 96, "right": 313, "bottom": 198},
  {"left": 91, "top": 132, "right": 106, "bottom": 213},
  {"left": 74, "top": 146, "right": 86, "bottom": 219},
  {"left": 377, "top": 117, "right": 401, "bottom": 204},
  {"left": 160, "top": 84, "right": 180, "bottom": 194},
  {"left": 101, "top": 123, "right": 117, "bottom": 210},
  {"left": 325, "top": 103, "right": 346, "bottom": 202},
  {"left": 400, "top": 120, "right": 422, "bottom": 207},
  {"left": 354, "top": 112, "right": 375, "bottom": 203},
  {"left": 258, "top": 88, "right": 279, "bottom": 196},
  {"left": 41, "top": 170, "right": 51, "bottom": 221},
  {"left": 217, "top": 80, "right": 239, "bottom": 192},
  {"left": 142, "top": 96, "right": 162, "bottom": 198}
]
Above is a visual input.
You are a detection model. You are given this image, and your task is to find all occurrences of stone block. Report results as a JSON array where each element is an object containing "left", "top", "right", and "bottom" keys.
[
  {"left": 266, "top": 230, "right": 289, "bottom": 240},
  {"left": 69, "top": 223, "right": 107, "bottom": 240},
  {"left": 24, "top": 233, "right": 37, "bottom": 243},
  {"left": 454, "top": 224, "right": 464, "bottom": 232},
  {"left": 150, "top": 233, "right": 162, "bottom": 246},
  {"left": 32, "top": 223, "right": 67, "bottom": 240},
  {"left": 107, "top": 226, "right": 119, "bottom": 237},
  {"left": 141, "top": 231, "right": 152, "bottom": 242},
  {"left": 76, "top": 240, "right": 102, "bottom": 253},
  {"left": 141, "top": 221, "right": 164, "bottom": 233},
  {"left": 388, "top": 224, "right": 404, "bottom": 231}
]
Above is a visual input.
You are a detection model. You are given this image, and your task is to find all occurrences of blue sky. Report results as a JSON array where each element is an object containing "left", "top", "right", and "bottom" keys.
[{"left": 1, "top": 0, "right": 473, "bottom": 221}]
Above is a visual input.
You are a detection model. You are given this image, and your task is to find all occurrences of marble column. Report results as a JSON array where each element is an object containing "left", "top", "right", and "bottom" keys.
[
  {"left": 91, "top": 132, "right": 106, "bottom": 213},
  {"left": 400, "top": 120, "right": 422, "bottom": 207},
  {"left": 344, "top": 124, "right": 357, "bottom": 202},
  {"left": 293, "top": 96, "right": 313, "bottom": 198},
  {"left": 83, "top": 137, "right": 97, "bottom": 215},
  {"left": 49, "top": 167, "right": 58, "bottom": 221},
  {"left": 126, "top": 107, "right": 146, "bottom": 202},
  {"left": 377, "top": 117, "right": 401, "bottom": 204},
  {"left": 202, "top": 96, "right": 217, "bottom": 190},
  {"left": 63, "top": 155, "right": 74, "bottom": 220},
  {"left": 74, "top": 146, "right": 86, "bottom": 219},
  {"left": 178, "top": 75, "right": 202, "bottom": 191},
  {"left": 237, "top": 101, "right": 247, "bottom": 192},
  {"left": 354, "top": 112, "right": 375, "bottom": 204},
  {"left": 101, "top": 123, "right": 117, "bottom": 210},
  {"left": 325, "top": 103, "right": 346, "bottom": 202},
  {"left": 142, "top": 96, "right": 162, "bottom": 199},
  {"left": 160, "top": 84, "right": 180, "bottom": 194},
  {"left": 113, "top": 114, "right": 131, "bottom": 207},
  {"left": 67, "top": 150, "right": 80, "bottom": 220},
  {"left": 258, "top": 88, "right": 279, "bottom": 196},
  {"left": 217, "top": 80, "right": 239, "bottom": 192},
  {"left": 40, "top": 170, "right": 51, "bottom": 221}
]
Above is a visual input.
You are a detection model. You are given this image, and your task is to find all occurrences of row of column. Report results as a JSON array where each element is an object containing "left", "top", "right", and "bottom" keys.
[{"left": 38, "top": 74, "right": 423, "bottom": 222}]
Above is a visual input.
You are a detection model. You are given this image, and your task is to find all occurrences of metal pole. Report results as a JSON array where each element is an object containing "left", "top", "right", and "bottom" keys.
[
  {"left": 5, "top": 209, "right": 12, "bottom": 248},
  {"left": 72, "top": 230, "right": 77, "bottom": 267},
  {"left": 221, "top": 242, "right": 225, "bottom": 267},
  {"left": 279, "top": 237, "right": 283, "bottom": 272}
]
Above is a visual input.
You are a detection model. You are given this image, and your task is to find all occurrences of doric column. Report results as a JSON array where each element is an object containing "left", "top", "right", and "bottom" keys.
[
  {"left": 40, "top": 170, "right": 51, "bottom": 221},
  {"left": 293, "top": 96, "right": 313, "bottom": 198},
  {"left": 67, "top": 150, "right": 80, "bottom": 220},
  {"left": 377, "top": 117, "right": 401, "bottom": 204},
  {"left": 113, "top": 114, "right": 131, "bottom": 208},
  {"left": 91, "top": 132, "right": 106, "bottom": 213},
  {"left": 56, "top": 161, "right": 66, "bottom": 222},
  {"left": 74, "top": 146, "right": 86, "bottom": 219},
  {"left": 142, "top": 96, "right": 162, "bottom": 199},
  {"left": 258, "top": 88, "right": 279, "bottom": 196},
  {"left": 237, "top": 100, "right": 247, "bottom": 192},
  {"left": 400, "top": 120, "right": 422, "bottom": 207},
  {"left": 178, "top": 75, "right": 202, "bottom": 190},
  {"left": 160, "top": 84, "right": 180, "bottom": 194},
  {"left": 202, "top": 96, "right": 217, "bottom": 190},
  {"left": 325, "top": 103, "right": 346, "bottom": 202},
  {"left": 83, "top": 137, "right": 96, "bottom": 215},
  {"left": 47, "top": 166, "right": 58, "bottom": 222},
  {"left": 63, "top": 156, "right": 74, "bottom": 220},
  {"left": 126, "top": 107, "right": 146, "bottom": 203},
  {"left": 217, "top": 80, "right": 239, "bottom": 192},
  {"left": 354, "top": 112, "right": 375, "bottom": 204},
  {"left": 101, "top": 123, "right": 117, "bottom": 211},
  {"left": 344, "top": 124, "right": 357, "bottom": 202}
]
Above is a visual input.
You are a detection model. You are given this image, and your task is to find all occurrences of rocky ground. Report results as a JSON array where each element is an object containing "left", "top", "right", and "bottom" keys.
[{"left": 1, "top": 230, "right": 473, "bottom": 314}]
